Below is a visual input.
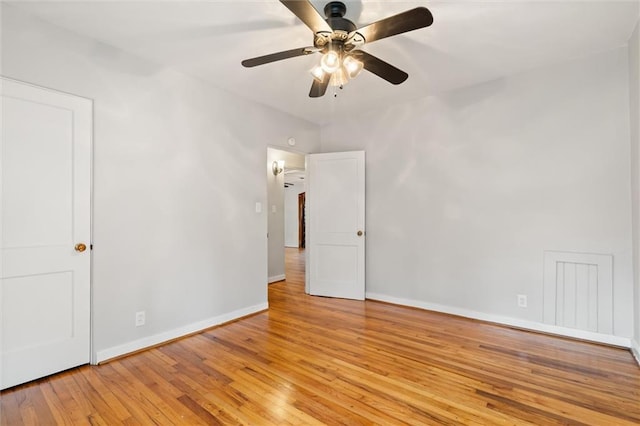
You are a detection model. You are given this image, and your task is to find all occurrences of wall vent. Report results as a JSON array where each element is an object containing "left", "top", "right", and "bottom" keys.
[{"left": 543, "top": 251, "right": 613, "bottom": 334}]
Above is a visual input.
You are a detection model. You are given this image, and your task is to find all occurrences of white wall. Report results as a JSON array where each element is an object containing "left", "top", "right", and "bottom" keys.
[
  {"left": 322, "top": 47, "right": 634, "bottom": 340},
  {"left": 629, "top": 18, "right": 640, "bottom": 360},
  {"left": 285, "top": 182, "right": 306, "bottom": 247},
  {"left": 1, "top": 5, "right": 321, "bottom": 360},
  {"left": 267, "top": 149, "right": 306, "bottom": 279}
]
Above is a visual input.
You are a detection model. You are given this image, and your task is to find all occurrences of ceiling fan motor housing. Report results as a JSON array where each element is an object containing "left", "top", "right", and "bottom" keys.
[
  {"left": 324, "top": 1, "right": 346, "bottom": 18},
  {"left": 314, "top": 1, "right": 357, "bottom": 49},
  {"left": 324, "top": 2, "right": 356, "bottom": 32}
]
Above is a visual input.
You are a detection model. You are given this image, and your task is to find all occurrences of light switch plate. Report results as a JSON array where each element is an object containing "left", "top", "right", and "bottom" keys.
[
  {"left": 135, "top": 311, "right": 146, "bottom": 327},
  {"left": 517, "top": 295, "right": 527, "bottom": 308}
]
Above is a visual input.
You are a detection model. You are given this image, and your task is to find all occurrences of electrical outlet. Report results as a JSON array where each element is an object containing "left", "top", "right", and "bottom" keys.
[
  {"left": 517, "top": 295, "right": 528, "bottom": 308},
  {"left": 135, "top": 311, "right": 146, "bottom": 327}
]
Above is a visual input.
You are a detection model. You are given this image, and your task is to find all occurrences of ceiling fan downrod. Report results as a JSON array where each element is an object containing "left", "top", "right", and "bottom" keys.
[{"left": 323, "top": 1, "right": 355, "bottom": 34}]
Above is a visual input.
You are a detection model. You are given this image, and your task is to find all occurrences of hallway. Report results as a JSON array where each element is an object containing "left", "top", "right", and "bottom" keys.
[{"left": 283, "top": 247, "right": 305, "bottom": 287}]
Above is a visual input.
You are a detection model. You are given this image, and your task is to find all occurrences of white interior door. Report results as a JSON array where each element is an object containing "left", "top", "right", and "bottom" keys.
[
  {"left": 306, "top": 151, "right": 365, "bottom": 300},
  {"left": 1, "top": 78, "right": 92, "bottom": 389}
]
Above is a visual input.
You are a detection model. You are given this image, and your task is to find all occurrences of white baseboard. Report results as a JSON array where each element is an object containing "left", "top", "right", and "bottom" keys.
[
  {"left": 631, "top": 339, "right": 640, "bottom": 366},
  {"left": 93, "top": 302, "right": 268, "bottom": 364},
  {"left": 268, "top": 274, "right": 286, "bottom": 283},
  {"left": 366, "top": 292, "right": 631, "bottom": 348}
]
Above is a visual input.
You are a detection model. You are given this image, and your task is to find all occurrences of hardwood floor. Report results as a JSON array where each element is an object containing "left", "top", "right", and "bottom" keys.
[{"left": 2, "top": 247, "right": 639, "bottom": 425}]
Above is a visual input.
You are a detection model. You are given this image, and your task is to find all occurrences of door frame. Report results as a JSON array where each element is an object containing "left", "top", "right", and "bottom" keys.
[{"left": 298, "top": 192, "right": 306, "bottom": 248}]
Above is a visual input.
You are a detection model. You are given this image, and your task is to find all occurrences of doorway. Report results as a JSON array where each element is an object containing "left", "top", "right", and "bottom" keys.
[
  {"left": 267, "top": 149, "right": 365, "bottom": 301},
  {"left": 267, "top": 147, "right": 306, "bottom": 285}
]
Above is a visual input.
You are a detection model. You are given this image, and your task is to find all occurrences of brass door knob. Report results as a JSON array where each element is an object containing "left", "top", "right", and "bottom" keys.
[
  {"left": 75, "top": 243, "right": 87, "bottom": 252},
  {"left": 357, "top": 230, "right": 363, "bottom": 237}
]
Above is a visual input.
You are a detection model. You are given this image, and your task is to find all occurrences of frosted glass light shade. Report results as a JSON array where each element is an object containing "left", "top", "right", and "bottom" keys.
[
  {"left": 310, "top": 65, "right": 326, "bottom": 82},
  {"left": 329, "top": 67, "right": 348, "bottom": 87},
  {"left": 343, "top": 56, "right": 364, "bottom": 79},
  {"left": 320, "top": 51, "right": 340, "bottom": 73}
]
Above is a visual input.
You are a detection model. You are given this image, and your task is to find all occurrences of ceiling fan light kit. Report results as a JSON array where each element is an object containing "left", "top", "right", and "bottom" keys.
[
  {"left": 343, "top": 55, "right": 364, "bottom": 79},
  {"left": 241, "top": 1, "right": 433, "bottom": 98},
  {"left": 320, "top": 49, "right": 341, "bottom": 73}
]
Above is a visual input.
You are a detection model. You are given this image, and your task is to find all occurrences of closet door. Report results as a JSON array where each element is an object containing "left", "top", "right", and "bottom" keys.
[{"left": 1, "top": 78, "right": 92, "bottom": 389}]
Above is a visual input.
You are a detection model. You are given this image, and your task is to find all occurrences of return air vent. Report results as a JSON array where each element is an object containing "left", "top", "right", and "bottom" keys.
[{"left": 543, "top": 251, "right": 613, "bottom": 334}]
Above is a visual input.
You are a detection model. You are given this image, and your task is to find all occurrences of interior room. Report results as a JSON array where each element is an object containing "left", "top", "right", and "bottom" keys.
[{"left": 1, "top": 0, "right": 639, "bottom": 423}]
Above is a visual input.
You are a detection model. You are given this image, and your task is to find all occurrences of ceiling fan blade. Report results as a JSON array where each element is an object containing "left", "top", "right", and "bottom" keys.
[
  {"left": 350, "top": 7, "right": 433, "bottom": 45},
  {"left": 241, "top": 47, "right": 317, "bottom": 68},
  {"left": 359, "top": 51, "right": 408, "bottom": 85},
  {"left": 280, "top": 0, "right": 333, "bottom": 34},
  {"left": 309, "top": 74, "right": 330, "bottom": 98}
]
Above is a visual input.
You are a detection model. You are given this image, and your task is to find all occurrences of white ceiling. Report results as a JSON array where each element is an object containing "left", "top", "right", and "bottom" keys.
[
  {"left": 284, "top": 169, "right": 306, "bottom": 186},
  {"left": 8, "top": 0, "right": 639, "bottom": 124}
]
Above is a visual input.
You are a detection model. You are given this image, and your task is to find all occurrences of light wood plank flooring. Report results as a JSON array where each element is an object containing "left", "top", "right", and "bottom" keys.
[{"left": 2, "top": 247, "right": 639, "bottom": 424}]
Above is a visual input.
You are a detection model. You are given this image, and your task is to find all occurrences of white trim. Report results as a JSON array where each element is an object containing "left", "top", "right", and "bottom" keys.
[
  {"left": 94, "top": 303, "right": 268, "bottom": 364},
  {"left": 268, "top": 274, "right": 286, "bottom": 283},
  {"left": 631, "top": 339, "right": 640, "bottom": 366},
  {"left": 366, "top": 292, "right": 631, "bottom": 348}
]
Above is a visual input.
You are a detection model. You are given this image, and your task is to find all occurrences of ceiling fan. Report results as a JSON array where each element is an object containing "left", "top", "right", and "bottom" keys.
[{"left": 241, "top": 1, "right": 433, "bottom": 98}]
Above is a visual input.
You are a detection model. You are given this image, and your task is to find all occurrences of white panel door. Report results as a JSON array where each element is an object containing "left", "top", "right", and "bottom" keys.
[
  {"left": 1, "top": 78, "right": 92, "bottom": 389},
  {"left": 306, "top": 151, "right": 365, "bottom": 300}
]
